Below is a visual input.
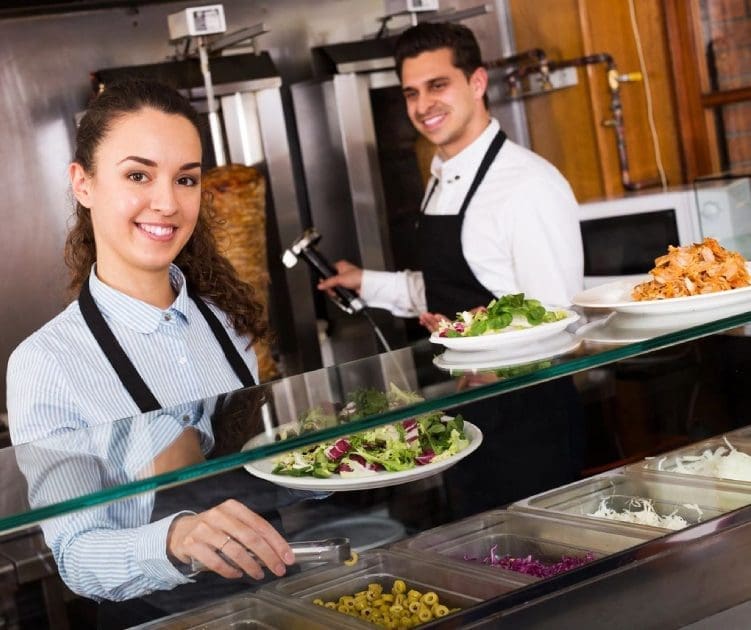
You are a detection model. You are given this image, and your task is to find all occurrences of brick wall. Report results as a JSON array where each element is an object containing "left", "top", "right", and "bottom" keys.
[{"left": 702, "top": 0, "right": 751, "bottom": 171}]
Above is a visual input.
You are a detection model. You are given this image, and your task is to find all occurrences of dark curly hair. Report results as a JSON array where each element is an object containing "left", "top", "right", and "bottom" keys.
[
  {"left": 394, "top": 21, "right": 488, "bottom": 108},
  {"left": 65, "top": 78, "right": 266, "bottom": 344}
]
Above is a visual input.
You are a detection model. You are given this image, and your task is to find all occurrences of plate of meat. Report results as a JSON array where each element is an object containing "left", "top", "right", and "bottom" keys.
[{"left": 573, "top": 238, "right": 751, "bottom": 315}]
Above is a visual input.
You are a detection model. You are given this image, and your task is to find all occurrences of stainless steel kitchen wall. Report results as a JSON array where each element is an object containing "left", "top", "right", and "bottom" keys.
[{"left": 0, "top": 0, "right": 521, "bottom": 411}]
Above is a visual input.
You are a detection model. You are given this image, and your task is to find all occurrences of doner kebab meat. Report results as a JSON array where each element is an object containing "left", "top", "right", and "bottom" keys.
[{"left": 203, "top": 164, "right": 279, "bottom": 381}]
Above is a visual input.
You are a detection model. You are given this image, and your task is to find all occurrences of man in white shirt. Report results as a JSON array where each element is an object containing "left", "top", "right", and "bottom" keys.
[
  {"left": 319, "top": 22, "right": 584, "bottom": 327},
  {"left": 320, "top": 22, "right": 585, "bottom": 518}
]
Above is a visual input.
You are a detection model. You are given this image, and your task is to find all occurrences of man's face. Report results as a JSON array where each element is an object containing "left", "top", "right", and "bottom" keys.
[{"left": 401, "top": 47, "right": 488, "bottom": 159}]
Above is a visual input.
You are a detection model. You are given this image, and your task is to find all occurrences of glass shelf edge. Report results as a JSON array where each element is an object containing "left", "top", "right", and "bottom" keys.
[{"left": 2, "top": 309, "right": 750, "bottom": 535}]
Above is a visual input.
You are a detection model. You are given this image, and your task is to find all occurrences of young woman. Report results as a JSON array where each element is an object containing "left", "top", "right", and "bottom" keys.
[{"left": 6, "top": 79, "right": 295, "bottom": 614}]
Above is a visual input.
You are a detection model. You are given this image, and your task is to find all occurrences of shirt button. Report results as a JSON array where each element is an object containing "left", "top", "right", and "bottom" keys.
[
  {"left": 178, "top": 356, "right": 187, "bottom": 365},
  {"left": 182, "top": 414, "right": 190, "bottom": 423},
  {"left": 163, "top": 313, "right": 172, "bottom": 322}
]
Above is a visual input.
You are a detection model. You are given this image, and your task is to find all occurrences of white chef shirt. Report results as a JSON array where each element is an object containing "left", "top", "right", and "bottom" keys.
[{"left": 361, "top": 119, "right": 584, "bottom": 316}]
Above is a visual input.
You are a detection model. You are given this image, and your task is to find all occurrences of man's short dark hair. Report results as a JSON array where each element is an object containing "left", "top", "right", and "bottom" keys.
[{"left": 394, "top": 22, "right": 484, "bottom": 81}]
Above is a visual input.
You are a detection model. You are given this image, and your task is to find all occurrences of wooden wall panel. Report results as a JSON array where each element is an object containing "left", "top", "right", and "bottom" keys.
[
  {"left": 582, "top": 0, "right": 683, "bottom": 189},
  {"left": 508, "top": 0, "right": 685, "bottom": 201},
  {"left": 508, "top": 0, "right": 605, "bottom": 202}
]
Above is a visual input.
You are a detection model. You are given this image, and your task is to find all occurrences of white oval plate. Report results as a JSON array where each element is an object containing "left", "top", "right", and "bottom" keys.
[
  {"left": 433, "top": 332, "right": 580, "bottom": 371},
  {"left": 429, "top": 310, "right": 579, "bottom": 352},
  {"left": 576, "top": 316, "right": 665, "bottom": 345},
  {"left": 573, "top": 264, "right": 751, "bottom": 315},
  {"left": 242, "top": 422, "right": 483, "bottom": 492},
  {"left": 577, "top": 304, "right": 751, "bottom": 345}
]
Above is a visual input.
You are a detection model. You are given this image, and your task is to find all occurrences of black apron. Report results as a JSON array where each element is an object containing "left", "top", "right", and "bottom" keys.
[
  {"left": 416, "top": 130, "right": 584, "bottom": 519},
  {"left": 417, "top": 130, "right": 504, "bottom": 316},
  {"left": 78, "top": 281, "right": 286, "bottom": 628}
]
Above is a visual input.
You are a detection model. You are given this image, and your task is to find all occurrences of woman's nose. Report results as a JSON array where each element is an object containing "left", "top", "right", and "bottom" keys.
[{"left": 151, "top": 180, "right": 178, "bottom": 214}]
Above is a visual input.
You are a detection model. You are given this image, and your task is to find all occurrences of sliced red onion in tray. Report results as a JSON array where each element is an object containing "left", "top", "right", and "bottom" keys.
[{"left": 464, "top": 544, "right": 595, "bottom": 578}]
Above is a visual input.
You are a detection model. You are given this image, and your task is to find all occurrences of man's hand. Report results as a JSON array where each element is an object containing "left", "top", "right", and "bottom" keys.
[
  {"left": 167, "top": 500, "right": 294, "bottom": 580},
  {"left": 317, "top": 260, "right": 363, "bottom": 296},
  {"left": 419, "top": 311, "right": 450, "bottom": 333},
  {"left": 420, "top": 305, "right": 486, "bottom": 332}
]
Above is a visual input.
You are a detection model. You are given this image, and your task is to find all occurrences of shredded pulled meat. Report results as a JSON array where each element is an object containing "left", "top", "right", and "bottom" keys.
[{"left": 632, "top": 237, "right": 750, "bottom": 301}]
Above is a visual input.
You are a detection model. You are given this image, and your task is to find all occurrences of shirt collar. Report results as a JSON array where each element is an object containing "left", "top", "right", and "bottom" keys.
[
  {"left": 86, "top": 264, "right": 190, "bottom": 333},
  {"left": 429, "top": 118, "right": 500, "bottom": 183}
]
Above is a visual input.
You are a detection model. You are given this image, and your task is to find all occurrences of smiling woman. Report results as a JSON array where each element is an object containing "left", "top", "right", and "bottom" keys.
[
  {"left": 5, "top": 79, "right": 297, "bottom": 627},
  {"left": 69, "top": 108, "right": 203, "bottom": 307}
]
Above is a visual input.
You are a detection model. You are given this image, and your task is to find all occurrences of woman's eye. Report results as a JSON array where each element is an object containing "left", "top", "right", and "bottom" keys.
[
  {"left": 177, "top": 175, "right": 199, "bottom": 187},
  {"left": 128, "top": 172, "right": 148, "bottom": 183}
]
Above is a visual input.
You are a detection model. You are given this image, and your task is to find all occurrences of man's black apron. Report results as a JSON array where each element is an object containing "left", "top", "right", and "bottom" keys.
[
  {"left": 78, "top": 282, "right": 286, "bottom": 628},
  {"left": 417, "top": 130, "right": 584, "bottom": 519}
]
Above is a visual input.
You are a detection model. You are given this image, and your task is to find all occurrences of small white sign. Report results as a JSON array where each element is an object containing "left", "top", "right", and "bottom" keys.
[
  {"left": 384, "top": 0, "right": 440, "bottom": 14},
  {"left": 168, "top": 4, "right": 227, "bottom": 40}
]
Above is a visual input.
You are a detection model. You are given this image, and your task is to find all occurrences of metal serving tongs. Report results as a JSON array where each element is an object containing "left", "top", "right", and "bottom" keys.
[{"left": 190, "top": 537, "right": 353, "bottom": 574}]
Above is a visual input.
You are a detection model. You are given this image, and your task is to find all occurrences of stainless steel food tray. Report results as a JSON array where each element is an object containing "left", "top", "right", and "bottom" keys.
[
  {"left": 262, "top": 549, "right": 527, "bottom": 627},
  {"left": 626, "top": 436, "right": 751, "bottom": 485},
  {"left": 391, "top": 509, "right": 654, "bottom": 581},
  {"left": 510, "top": 471, "right": 751, "bottom": 533},
  {"left": 131, "top": 592, "right": 358, "bottom": 629}
]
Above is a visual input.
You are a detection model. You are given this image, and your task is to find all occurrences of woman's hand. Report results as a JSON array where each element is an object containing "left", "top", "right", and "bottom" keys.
[
  {"left": 418, "top": 311, "right": 449, "bottom": 333},
  {"left": 167, "top": 499, "right": 294, "bottom": 580}
]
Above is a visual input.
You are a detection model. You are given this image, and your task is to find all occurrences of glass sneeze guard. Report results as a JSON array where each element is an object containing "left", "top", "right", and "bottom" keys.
[{"left": 2, "top": 307, "right": 751, "bottom": 536}]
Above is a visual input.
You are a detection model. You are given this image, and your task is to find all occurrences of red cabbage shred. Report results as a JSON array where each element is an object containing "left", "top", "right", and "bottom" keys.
[{"left": 465, "top": 544, "right": 595, "bottom": 578}]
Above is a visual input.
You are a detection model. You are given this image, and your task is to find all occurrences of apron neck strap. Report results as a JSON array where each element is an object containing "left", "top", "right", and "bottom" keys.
[{"left": 78, "top": 279, "right": 257, "bottom": 414}]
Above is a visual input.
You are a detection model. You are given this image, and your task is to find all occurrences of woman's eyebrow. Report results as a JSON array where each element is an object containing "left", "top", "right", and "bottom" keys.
[
  {"left": 117, "top": 155, "right": 156, "bottom": 166},
  {"left": 116, "top": 156, "right": 201, "bottom": 170}
]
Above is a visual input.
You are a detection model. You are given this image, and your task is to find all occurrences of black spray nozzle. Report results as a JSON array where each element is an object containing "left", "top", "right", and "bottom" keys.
[{"left": 282, "top": 228, "right": 365, "bottom": 315}]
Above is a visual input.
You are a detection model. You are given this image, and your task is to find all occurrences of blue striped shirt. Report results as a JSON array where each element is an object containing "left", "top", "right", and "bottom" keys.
[{"left": 6, "top": 265, "right": 259, "bottom": 601}]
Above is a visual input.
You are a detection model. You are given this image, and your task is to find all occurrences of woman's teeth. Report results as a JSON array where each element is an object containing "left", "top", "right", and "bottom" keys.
[{"left": 139, "top": 224, "right": 175, "bottom": 237}]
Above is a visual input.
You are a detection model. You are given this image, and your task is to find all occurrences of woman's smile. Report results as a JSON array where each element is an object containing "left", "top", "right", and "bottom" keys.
[{"left": 136, "top": 222, "right": 178, "bottom": 241}]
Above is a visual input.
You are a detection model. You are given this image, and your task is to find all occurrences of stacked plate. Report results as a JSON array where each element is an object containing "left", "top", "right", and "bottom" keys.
[
  {"left": 430, "top": 310, "right": 581, "bottom": 372},
  {"left": 573, "top": 271, "right": 751, "bottom": 346}
]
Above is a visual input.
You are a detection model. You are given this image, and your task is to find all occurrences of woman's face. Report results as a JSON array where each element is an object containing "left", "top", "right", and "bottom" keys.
[{"left": 70, "top": 107, "right": 202, "bottom": 285}]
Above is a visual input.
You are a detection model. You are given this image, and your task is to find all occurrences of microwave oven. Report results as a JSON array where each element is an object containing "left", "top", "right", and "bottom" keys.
[{"left": 578, "top": 178, "right": 751, "bottom": 288}]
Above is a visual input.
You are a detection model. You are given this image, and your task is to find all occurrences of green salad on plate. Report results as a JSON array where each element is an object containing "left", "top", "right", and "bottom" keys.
[{"left": 436, "top": 293, "right": 568, "bottom": 338}]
